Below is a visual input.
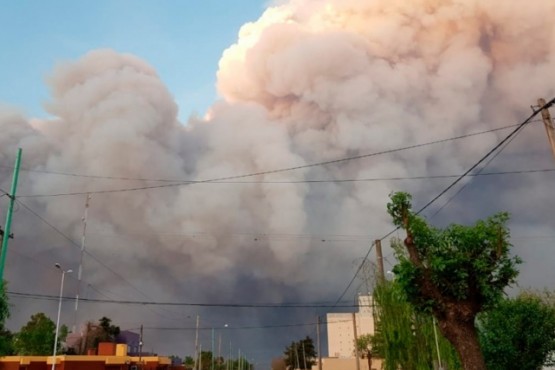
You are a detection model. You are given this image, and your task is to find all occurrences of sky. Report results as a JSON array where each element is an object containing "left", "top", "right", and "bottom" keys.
[
  {"left": 0, "top": 0, "right": 269, "bottom": 120},
  {"left": 1, "top": 1, "right": 555, "bottom": 369}
]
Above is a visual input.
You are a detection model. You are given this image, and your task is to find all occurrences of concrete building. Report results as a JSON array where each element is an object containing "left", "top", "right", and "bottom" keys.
[{"left": 326, "top": 295, "right": 374, "bottom": 358}]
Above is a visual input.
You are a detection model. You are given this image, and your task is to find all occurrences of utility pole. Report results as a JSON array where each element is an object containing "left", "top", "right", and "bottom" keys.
[
  {"left": 294, "top": 344, "right": 300, "bottom": 370},
  {"left": 0, "top": 148, "right": 22, "bottom": 281},
  {"left": 538, "top": 98, "right": 555, "bottom": 160},
  {"left": 302, "top": 342, "right": 307, "bottom": 369},
  {"left": 218, "top": 333, "right": 222, "bottom": 367},
  {"left": 199, "top": 344, "right": 202, "bottom": 370},
  {"left": 194, "top": 315, "right": 200, "bottom": 370},
  {"left": 375, "top": 239, "right": 385, "bottom": 282},
  {"left": 211, "top": 328, "right": 215, "bottom": 370},
  {"left": 432, "top": 317, "right": 444, "bottom": 370},
  {"left": 352, "top": 313, "right": 360, "bottom": 370},
  {"left": 316, "top": 316, "right": 322, "bottom": 370},
  {"left": 74, "top": 194, "right": 91, "bottom": 333},
  {"left": 139, "top": 324, "right": 144, "bottom": 370},
  {"left": 228, "top": 340, "right": 231, "bottom": 370}
]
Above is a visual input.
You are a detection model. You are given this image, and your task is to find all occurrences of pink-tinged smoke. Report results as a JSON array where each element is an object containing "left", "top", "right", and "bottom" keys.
[{"left": 1, "top": 0, "right": 554, "bottom": 336}]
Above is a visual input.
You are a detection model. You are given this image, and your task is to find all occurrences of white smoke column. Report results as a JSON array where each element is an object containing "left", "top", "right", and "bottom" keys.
[{"left": 213, "top": 0, "right": 555, "bottom": 294}]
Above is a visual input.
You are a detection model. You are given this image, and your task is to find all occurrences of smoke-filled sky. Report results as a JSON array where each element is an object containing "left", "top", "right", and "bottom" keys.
[{"left": 1, "top": 0, "right": 555, "bottom": 368}]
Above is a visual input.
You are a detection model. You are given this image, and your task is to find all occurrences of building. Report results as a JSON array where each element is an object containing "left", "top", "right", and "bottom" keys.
[
  {"left": 327, "top": 295, "right": 374, "bottom": 358},
  {"left": 0, "top": 344, "right": 175, "bottom": 370},
  {"left": 116, "top": 331, "right": 141, "bottom": 355}
]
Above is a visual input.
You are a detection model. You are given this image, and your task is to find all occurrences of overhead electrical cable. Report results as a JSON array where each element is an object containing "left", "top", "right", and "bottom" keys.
[
  {"left": 428, "top": 120, "right": 532, "bottom": 219},
  {"left": 15, "top": 122, "right": 534, "bottom": 198},
  {"left": 14, "top": 199, "right": 173, "bottom": 307},
  {"left": 7, "top": 291, "right": 363, "bottom": 308},
  {"left": 333, "top": 97, "right": 555, "bottom": 305}
]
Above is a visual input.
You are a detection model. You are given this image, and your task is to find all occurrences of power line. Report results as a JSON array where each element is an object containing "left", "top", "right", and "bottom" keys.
[
  {"left": 3, "top": 122, "right": 526, "bottom": 183},
  {"left": 7, "top": 290, "right": 364, "bottom": 308},
  {"left": 13, "top": 167, "right": 554, "bottom": 198},
  {"left": 413, "top": 100, "right": 553, "bottom": 216},
  {"left": 14, "top": 199, "right": 161, "bottom": 303},
  {"left": 15, "top": 122, "right": 531, "bottom": 198},
  {"left": 428, "top": 120, "right": 532, "bottom": 219},
  {"left": 333, "top": 98, "right": 555, "bottom": 305}
]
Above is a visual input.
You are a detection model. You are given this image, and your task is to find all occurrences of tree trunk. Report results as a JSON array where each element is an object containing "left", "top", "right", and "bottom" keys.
[
  {"left": 367, "top": 354, "right": 372, "bottom": 370},
  {"left": 438, "top": 318, "right": 486, "bottom": 370}
]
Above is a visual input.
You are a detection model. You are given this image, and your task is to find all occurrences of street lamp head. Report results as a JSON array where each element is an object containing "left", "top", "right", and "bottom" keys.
[
  {"left": 55, "top": 263, "right": 61, "bottom": 269},
  {"left": 67, "top": 269, "right": 73, "bottom": 274}
]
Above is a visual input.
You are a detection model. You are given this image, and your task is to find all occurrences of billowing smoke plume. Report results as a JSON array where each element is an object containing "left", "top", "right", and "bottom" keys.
[{"left": 1, "top": 0, "right": 555, "bottom": 360}]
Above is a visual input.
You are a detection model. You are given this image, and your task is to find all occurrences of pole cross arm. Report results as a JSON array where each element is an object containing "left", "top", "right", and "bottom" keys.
[{"left": 0, "top": 228, "right": 14, "bottom": 239}]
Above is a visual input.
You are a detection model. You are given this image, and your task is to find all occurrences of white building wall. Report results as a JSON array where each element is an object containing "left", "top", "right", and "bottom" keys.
[{"left": 327, "top": 295, "right": 375, "bottom": 358}]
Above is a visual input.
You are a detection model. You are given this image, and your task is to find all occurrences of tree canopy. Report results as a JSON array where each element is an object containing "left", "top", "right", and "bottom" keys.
[
  {"left": 371, "top": 279, "right": 460, "bottom": 370},
  {"left": 283, "top": 336, "right": 316, "bottom": 369},
  {"left": 387, "top": 192, "right": 521, "bottom": 370},
  {"left": 71, "top": 317, "right": 121, "bottom": 354},
  {"left": 13, "top": 312, "right": 58, "bottom": 355},
  {"left": 478, "top": 293, "right": 555, "bottom": 370},
  {"left": 0, "top": 281, "right": 13, "bottom": 355}
]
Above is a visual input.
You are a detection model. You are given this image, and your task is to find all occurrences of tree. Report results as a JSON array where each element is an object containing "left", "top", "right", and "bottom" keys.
[
  {"left": 184, "top": 356, "right": 195, "bottom": 370},
  {"left": 356, "top": 334, "right": 374, "bottom": 370},
  {"left": 0, "top": 328, "right": 14, "bottom": 355},
  {"left": 14, "top": 312, "right": 57, "bottom": 355},
  {"left": 98, "top": 316, "right": 120, "bottom": 342},
  {"left": 0, "top": 281, "right": 13, "bottom": 355},
  {"left": 71, "top": 317, "right": 121, "bottom": 353},
  {"left": 478, "top": 293, "right": 555, "bottom": 370},
  {"left": 283, "top": 336, "right": 316, "bottom": 369},
  {"left": 387, "top": 192, "right": 521, "bottom": 370},
  {"left": 372, "top": 279, "right": 460, "bottom": 370}
]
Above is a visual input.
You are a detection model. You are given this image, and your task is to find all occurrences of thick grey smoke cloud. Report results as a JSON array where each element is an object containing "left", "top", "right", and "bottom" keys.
[{"left": 1, "top": 0, "right": 555, "bottom": 363}]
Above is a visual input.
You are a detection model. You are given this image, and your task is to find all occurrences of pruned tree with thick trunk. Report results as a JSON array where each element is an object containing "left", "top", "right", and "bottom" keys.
[{"left": 387, "top": 192, "right": 521, "bottom": 370}]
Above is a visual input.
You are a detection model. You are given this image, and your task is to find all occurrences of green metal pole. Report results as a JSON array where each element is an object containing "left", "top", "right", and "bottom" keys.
[{"left": 0, "top": 148, "right": 22, "bottom": 280}]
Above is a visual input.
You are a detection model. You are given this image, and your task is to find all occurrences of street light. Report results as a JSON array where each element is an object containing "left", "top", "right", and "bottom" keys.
[{"left": 52, "top": 263, "right": 72, "bottom": 370}]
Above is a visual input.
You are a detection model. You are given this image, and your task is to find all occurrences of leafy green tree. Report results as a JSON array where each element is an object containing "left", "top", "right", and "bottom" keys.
[
  {"left": 387, "top": 192, "right": 521, "bottom": 370},
  {"left": 184, "top": 355, "right": 195, "bottom": 369},
  {"left": 227, "top": 357, "right": 252, "bottom": 370},
  {"left": 98, "top": 316, "right": 120, "bottom": 342},
  {"left": 478, "top": 293, "right": 555, "bottom": 370},
  {"left": 14, "top": 312, "right": 57, "bottom": 355},
  {"left": 372, "top": 279, "right": 460, "bottom": 370},
  {"left": 0, "top": 281, "right": 8, "bottom": 325},
  {"left": 0, "top": 328, "right": 14, "bottom": 355},
  {"left": 0, "top": 281, "right": 13, "bottom": 355},
  {"left": 199, "top": 350, "right": 214, "bottom": 370},
  {"left": 283, "top": 336, "right": 316, "bottom": 369}
]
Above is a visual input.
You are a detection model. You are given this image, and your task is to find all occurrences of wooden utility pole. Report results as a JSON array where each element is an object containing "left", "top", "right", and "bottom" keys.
[
  {"left": 538, "top": 98, "right": 555, "bottom": 160},
  {"left": 375, "top": 239, "right": 385, "bottom": 282},
  {"left": 352, "top": 313, "right": 360, "bottom": 370}
]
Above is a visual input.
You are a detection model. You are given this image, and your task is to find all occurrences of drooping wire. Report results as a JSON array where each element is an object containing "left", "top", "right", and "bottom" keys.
[
  {"left": 333, "top": 98, "right": 555, "bottom": 305},
  {"left": 16, "top": 122, "right": 530, "bottom": 198}
]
